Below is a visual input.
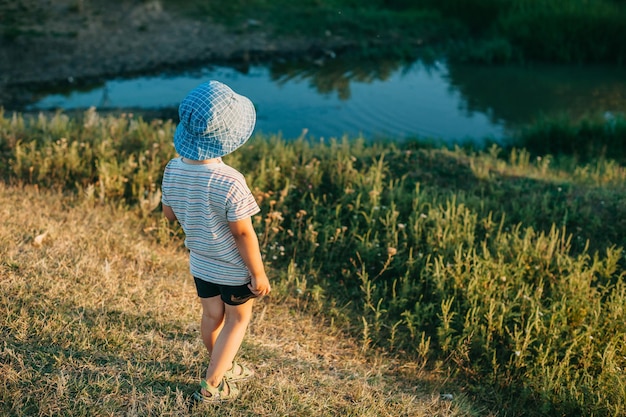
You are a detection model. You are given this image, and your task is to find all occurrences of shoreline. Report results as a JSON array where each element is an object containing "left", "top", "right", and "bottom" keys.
[{"left": 0, "top": 1, "right": 353, "bottom": 109}]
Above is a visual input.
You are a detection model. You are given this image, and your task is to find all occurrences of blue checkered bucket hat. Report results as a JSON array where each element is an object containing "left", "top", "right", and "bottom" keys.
[{"left": 174, "top": 80, "right": 256, "bottom": 160}]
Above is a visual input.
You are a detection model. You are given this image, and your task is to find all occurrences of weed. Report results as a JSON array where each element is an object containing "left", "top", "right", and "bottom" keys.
[{"left": 1, "top": 110, "right": 624, "bottom": 416}]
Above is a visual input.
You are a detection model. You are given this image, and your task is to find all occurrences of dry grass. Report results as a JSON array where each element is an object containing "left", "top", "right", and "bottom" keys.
[
  {"left": 0, "top": 182, "right": 482, "bottom": 417},
  {"left": 3, "top": 110, "right": 625, "bottom": 415}
]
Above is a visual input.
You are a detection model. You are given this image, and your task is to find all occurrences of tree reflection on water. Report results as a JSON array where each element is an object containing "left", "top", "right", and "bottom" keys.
[
  {"left": 12, "top": 52, "right": 626, "bottom": 144},
  {"left": 444, "top": 61, "right": 626, "bottom": 126},
  {"left": 267, "top": 54, "right": 419, "bottom": 101},
  {"left": 267, "top": 54, "right": 626, "bottom": 131}
]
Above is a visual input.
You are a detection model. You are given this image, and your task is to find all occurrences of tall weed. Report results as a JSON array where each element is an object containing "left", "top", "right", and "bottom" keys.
[
  {"left": 1, "top": 110, "right": 625, "bottom": 415},
  {"left": 1, "top": 109, "right": 172, "bottom": 209}
]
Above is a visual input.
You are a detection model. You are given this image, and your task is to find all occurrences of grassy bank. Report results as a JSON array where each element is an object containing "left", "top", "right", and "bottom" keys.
[
  {"left": 416, "top": 0, "right": 626, "bottom": 64},
  {"left": 166, "top": 0, "right": 626, "bottom": 64},
  {"left": 3, "top": 1, "right": 624, "bottom": 67},
  {"left": 1, "top": 184, "right": 467, "bottom": 416},
  {"left": 1, "top": 110, "right": 625, "bottom": 416}
]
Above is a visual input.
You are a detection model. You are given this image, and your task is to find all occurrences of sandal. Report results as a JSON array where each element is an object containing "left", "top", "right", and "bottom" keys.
[
  {"left": 193, "top": 378, "right": 239, "bottom": 403},
  {"left": 224, "top": 360, "right": 255, "bottom": 382}
]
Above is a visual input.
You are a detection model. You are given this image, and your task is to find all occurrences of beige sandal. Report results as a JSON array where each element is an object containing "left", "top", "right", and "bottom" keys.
[
  {"left": 224, "top": 360, "right": 255, "bottom": 382},
  {"left": 193, "top": 378, "right": 239, "bottom": 403}
]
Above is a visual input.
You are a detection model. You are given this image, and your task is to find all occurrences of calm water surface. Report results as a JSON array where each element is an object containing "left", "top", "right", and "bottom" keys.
[{"left": 26, "top": 59, "right": 626, "bottom": 145}]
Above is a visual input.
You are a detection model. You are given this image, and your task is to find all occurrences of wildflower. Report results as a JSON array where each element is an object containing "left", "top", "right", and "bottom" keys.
[
  {"left": 387, "top": 247, "right": 397, "bottom": 256},
  {"left": 268, "top": 211, "right": 284, "bottom": 221},
  {"left": 514, "top": 351, "right": 521, "bottom": 357},
  {"left": 398, "top": 223, "right": 406, "bottom": 230},
  {"left": 420, "top": 213, "right": 427, "bottom": 219}
]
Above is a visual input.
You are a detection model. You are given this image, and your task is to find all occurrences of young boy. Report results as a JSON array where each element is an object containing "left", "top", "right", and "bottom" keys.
[{"left": 161, "top": 80, "right": 271, "bottom": 402}]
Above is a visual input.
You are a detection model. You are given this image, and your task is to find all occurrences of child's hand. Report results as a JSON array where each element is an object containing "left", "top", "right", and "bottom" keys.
[{"left": 248, "top": 274, "right": 271, "bottom": 297}]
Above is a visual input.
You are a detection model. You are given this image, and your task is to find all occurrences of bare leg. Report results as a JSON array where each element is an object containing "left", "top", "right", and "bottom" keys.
[
  {"left": 203, "top": 299, "right": 254, "bottom": 389},
  {"left": 200, "top": 295, "right": 225, "bottom": 354}
]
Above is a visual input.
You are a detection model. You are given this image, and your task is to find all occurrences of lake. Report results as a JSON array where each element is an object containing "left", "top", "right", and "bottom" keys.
[{"left": 22, "top": 57, "right": 626, "bottom": 146}]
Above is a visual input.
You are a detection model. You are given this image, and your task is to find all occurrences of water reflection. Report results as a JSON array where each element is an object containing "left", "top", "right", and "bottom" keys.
[
  {"left": 268, "top": 55, "right": 418, "bottom": 100},
  {"left": 445, "top": 62, "right": 626, "bottom": 126},
  {"left": 16, "top": 56, "right": 626, "bottom": 144}
]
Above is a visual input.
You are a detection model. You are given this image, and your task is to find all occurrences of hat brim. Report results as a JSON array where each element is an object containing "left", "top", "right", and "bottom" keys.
[{"left": 174, "top": 92, "right": 256, "bottom": 160}]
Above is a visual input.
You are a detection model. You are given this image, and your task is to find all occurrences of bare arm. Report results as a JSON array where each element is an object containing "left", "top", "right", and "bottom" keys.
[
  {"left": 162, "top": 204, "right": 177, "bottom": 222},
  {"left": 229, "top": 217, "right": 271, "bottom": 296}
]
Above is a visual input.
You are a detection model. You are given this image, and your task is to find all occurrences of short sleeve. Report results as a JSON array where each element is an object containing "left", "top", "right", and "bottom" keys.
[{"left": 226, "top": 179, "right": 260, "bottom": 222}]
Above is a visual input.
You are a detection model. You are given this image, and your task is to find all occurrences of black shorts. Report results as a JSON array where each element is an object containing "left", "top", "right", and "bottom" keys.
[{"left": 193, "top": 277, "right": 257, "bottom": 306}]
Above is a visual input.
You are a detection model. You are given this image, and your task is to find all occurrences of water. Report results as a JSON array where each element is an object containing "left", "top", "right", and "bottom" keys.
[{"left": 24, "top": 58, "right": 626, "bottom": 145}]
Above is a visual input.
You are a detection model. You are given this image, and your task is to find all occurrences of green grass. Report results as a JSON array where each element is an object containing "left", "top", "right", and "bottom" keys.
[
  {"left": 1, "top": 184, "right": 468, "bottom": 417},
  {"left": 3, "top": 1, "right": 625, "bottom": 64},
  {"left": 1, "top": 110, "right": 625, "bottom": 416},
  {"left": 508, "top": 113, "right": 626, "bottom": 164},
  {"left": 496, "top": 0, "right": 626, "bottom": 64},
  {"left": 166, "top": 0, "right": 457, "bottom": 55},
  {"left": 161, "top": 0, "right": 626, "bottom": 64},
  {"left": 410, "top": 0, "right": 626, "bottom": 64}
]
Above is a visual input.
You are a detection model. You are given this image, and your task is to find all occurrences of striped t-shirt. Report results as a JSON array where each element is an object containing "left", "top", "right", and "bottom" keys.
[{"left": 161, "top": 157, "right": 260, "bottom": 286}]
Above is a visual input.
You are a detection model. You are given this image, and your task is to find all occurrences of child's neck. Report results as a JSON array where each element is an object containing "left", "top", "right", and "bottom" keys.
[{"left": 181, "top": 157, "right": 221, "bottom": 165}]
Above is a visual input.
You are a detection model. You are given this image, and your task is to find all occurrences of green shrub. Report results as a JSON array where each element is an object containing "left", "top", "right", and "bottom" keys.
[
  {"left": 510, "top": 114, "right": 626, "bottom": 164},
  {"left": 499, "top": 5, "right": 626, "bottom": 63}
]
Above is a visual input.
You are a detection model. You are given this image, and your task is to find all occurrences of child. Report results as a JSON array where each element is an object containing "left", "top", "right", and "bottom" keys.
[{"left": 161, "top": 80, "right": 271, "bottom": 402}]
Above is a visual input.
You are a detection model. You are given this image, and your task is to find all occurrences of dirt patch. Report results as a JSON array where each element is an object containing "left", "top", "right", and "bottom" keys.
[{"left": 0, "top": 0, "right": 350, "bottom": 107}]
